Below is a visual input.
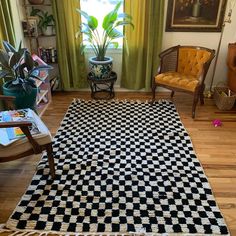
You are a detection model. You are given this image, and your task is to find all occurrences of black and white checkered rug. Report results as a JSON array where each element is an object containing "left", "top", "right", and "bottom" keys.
[{"left": 5, "top": 99, "right": 229, "bottom": 235}]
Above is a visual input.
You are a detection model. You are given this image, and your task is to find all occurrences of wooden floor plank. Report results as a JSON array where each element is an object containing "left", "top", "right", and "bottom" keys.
[{"left": 0, "top": 91, "right": 236, "bottom": 235}]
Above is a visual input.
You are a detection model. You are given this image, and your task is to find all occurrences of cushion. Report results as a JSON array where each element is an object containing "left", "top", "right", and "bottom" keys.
[
  {"left": 155, "top": 72, "right": 199, "bottom": 92},
  {"left": 0, "top": 109, "right": 52, "bottom": 157},
  {"left": 177, "top": 48, "right": 212, "bottom": 77}
]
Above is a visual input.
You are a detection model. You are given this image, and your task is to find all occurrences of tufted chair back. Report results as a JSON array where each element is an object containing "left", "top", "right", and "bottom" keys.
[{"left": 177, "top": 47, "right": 212, "bottom": 78}]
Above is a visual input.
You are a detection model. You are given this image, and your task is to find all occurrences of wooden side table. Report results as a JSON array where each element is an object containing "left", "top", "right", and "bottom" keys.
[{"left": 87, "top": 71, "right": 117, "bottom": 100}]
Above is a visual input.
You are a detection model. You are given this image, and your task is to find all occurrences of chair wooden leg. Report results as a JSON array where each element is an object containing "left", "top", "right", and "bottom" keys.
[
  {"left": 192, "top": 94, "right": 199, "bottom": 119},
  {"left": 171, "top": 91, "right": 175, "bottom": 98},
  {"left": 200, "top": 84, "right": 205, "bottom": 105},
  {"left": 46, "top": 143, "right": 55, "bottom": 179},
  {"left": 151, "top": 83, "right": 157, "bottom": 104}
]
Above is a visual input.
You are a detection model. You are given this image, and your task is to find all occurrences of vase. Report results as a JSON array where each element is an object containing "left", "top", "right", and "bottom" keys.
[
  {"left": 89, "top": 57, "right": 113, "bottom": 80},
  {"left": 192, "top": 1, "right": 201, "bottom": 17}
]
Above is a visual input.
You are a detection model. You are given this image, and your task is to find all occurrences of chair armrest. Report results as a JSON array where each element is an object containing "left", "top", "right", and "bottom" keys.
[
  {"left": 0, "top": 121, "right": 32, "bottom": 128},
  {"left": 0, "top": 121, "right": 41, "bottom": 153}
]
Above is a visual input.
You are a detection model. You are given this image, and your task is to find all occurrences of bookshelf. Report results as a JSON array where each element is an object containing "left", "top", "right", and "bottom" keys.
[{"left": 21, "top": 0, "right": 59, "bottom": 116}]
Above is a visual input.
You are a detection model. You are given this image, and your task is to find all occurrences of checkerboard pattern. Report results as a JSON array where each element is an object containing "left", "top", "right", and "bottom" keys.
[{"left": 6, "top": 100, "right": 229, "bottom": 235}]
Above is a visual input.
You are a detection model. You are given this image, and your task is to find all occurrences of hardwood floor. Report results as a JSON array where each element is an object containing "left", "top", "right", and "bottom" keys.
[{"left": 0, "top": 91, "right": 236, "bottom": 235}]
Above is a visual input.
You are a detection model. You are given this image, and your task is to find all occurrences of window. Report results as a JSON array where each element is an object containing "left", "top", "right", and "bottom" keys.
[{"left": 80, "top": 0, "right": 124, "bottom": 47}]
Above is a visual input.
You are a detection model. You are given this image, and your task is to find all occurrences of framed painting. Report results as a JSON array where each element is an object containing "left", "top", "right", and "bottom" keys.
[{"left": 166, "top": 0, "right": 228, "bottom": 32}]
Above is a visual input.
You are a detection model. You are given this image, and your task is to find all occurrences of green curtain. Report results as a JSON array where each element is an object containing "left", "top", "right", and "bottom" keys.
[
  {"left": 121, "top": 0, "right": 164, "bottom": 90},
  {"left": 0, "top": 0, "right": 15, "bottom": 47},
  {"left": 52, "top": 0, "right": 87, "bottom": 89},
  {"left": 0, "top": 0, "right": 15, "bottom": 104}
]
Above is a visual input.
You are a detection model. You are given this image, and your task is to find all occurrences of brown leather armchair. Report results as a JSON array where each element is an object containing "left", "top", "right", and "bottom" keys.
[
  {"left": 152, "top": 45, "right": 215, "bottom": 118},
  {"left": 0, "top": 95, "right": 55, "bottom": 179}
]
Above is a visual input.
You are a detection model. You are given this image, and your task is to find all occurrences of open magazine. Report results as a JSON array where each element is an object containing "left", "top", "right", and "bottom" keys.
[{"left": 0, "top": 109, "right": 40, "bottom": 146}]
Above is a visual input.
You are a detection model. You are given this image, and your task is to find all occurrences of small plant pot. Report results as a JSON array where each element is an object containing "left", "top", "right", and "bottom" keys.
[
  {"left": 28, "top": 0, "right": 44, "bottom": 4},
  {"left": 89, "top": 57, "right": 113, "bottom": 80},
  {"left": 3, "top": 82, "right": 38, "bottom": 110},
  {"left": 42, "top": 26, "right": 54, "bottom": 36}
]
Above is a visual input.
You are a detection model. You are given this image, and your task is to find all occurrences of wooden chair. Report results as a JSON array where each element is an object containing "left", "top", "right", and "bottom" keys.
[
  {"left": 152, "top": 45, "right": 215, "bottom": 118},
  {"left": 0, "top": 95, "right": 55, "bottom": 179}
]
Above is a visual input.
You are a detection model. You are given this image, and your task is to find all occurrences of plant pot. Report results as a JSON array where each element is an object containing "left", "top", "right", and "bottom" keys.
[
  {"left": 28, "top": 0, "right": 44, "bottom": 4},
  {"left": 2, "top": 82, "right": 38, "bottom": 110},
  {"left": 89, "top": 57, "right": 113, "bottom": 79},
  {"left": 42, "top": 26, "right": 54, "bottom": 36}
]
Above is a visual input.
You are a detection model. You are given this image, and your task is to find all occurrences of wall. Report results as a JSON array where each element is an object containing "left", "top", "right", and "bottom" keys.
[{"left": 11, "top": 0, "right": 236, "bottom": 90}]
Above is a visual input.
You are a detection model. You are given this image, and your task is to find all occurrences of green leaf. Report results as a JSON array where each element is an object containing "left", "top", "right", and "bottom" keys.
[
  {"left": 115, "top": 20, "right": 134, "bottom": 29},
  {"left": 102, "top": 11, "right": 118, "bottom": 30},
  {"left": 109, "top": 42, "right": 119, "bottom": 49},
  {"left": 118, "top": 13, "right": 132, "bottom": 20},
  {"left": 0, "top": 49, "right": 10, "bottom": 68},
  {"left": 24, "top": 51, "right": 34, "bottom": 71},
  {"left": 18, "top": 41, "right": 22, "bottom": 51},
  {"left": 0, "top": 70, "right": 9, "bottom": 78},
  {"left": 88, "top": 16, "right": 98, "bottom": 30},
  {"left": 102, "top": 1, "right": 121, "bottom": 30},
  {"left": 9, "top": 50, "right": 25, "bottom": 68},
  {"left": 76, "top": 9, "right": 90, "bottom": 20},
  {"left": 3, "top": 41, "right": 16, "bottom": 53},
  {"left": 107, "top": 29, "right": 123, "bottom": 39}
]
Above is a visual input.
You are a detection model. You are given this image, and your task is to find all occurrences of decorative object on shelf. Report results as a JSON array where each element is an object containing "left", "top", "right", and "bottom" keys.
[
  {"left": 30, "top": 8, "right": 55, "bottom": 35},
  {"left": 21, "top": 17, "right": 38, "bottom": 37},
  {"left": 166, "top": 0, "right": 227, "bottom": 32},
  {"left": 207, "top": 0, "right": 236, "bottom": 97},
  {"left": 0, "top": 41, "right": 52, "bottom": 110},
  {"left": 76, "top": 1, "right": 133, "bottom": 79},
  {"left": 28, "top": 0, "right": 44, "bottom": 4},
  {"left": 87, "top": 71, "right": 117, "bottom": 99}
]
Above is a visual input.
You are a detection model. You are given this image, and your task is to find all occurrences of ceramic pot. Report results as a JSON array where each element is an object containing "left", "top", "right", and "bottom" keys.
[
  {"left": 28, "top": 0, "right": 44, "bottom": 4},
  {"left": 3, "top": 81, "right": 38, "bottom": 110},
  {"left": 42, "top": 26, "right": 54, "bottom": 36},
  {"left": 89, "top": 57, "right": 113, "bottom": 80}
]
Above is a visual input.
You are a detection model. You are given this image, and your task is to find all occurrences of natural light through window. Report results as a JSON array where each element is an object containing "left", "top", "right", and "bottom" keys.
[{"left": 80, "top": 0, "right": 124, "bottom": 48}]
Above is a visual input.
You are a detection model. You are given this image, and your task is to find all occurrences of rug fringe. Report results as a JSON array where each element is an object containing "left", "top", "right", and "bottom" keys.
[
  {"left": 0, "top": 225, "right": 231, "bottom": 236},
  {"left": 73, "top": 98, "right": 173, "bottom": 105}
]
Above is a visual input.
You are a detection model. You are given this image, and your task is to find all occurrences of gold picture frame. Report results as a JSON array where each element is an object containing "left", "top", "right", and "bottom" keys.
[{"left": 166, "top": 0, "right": 227, "bottom": 32}]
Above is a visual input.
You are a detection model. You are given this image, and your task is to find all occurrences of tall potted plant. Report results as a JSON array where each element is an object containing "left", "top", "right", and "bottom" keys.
[
  {"left": 76, "top": 1, "right": 133, "bottom": 79},
  {"left": 0, "top": 41, "right": 52, "bottom": 110}
]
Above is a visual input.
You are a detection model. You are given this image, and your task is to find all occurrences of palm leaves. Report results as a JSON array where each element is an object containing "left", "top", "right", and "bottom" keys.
[{"left": 76, "top": 1, "right": 133, "bottom": 61}]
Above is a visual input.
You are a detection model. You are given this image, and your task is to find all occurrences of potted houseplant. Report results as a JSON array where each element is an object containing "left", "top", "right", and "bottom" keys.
[
  {"left": 0, "top": 41, "right": 52, "bottom": 110},
  {"left": 31, "top": 9, "right": 55, "bottom": 36},
  {"left": 76, "top": 1, "right": 133, "bottom": 79}
]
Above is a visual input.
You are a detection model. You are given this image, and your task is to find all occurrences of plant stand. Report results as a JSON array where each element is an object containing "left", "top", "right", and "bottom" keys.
[{"left": 87, "top": 71, "right": 117, "bottom": 100}]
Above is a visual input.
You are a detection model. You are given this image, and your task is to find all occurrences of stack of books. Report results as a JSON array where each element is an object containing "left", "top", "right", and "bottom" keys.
[{"left": 38, "top": 47, "right": 57, "bottom": 64}]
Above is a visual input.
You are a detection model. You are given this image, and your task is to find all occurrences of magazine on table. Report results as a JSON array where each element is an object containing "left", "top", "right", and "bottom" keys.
[{"left": 0, "top": 109, "right": 40, "bottom": 146}]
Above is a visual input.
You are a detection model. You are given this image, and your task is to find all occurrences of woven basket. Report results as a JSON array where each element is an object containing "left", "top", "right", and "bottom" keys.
[{"left": 214, "top": 86, "right": 236, "bottom": 110}]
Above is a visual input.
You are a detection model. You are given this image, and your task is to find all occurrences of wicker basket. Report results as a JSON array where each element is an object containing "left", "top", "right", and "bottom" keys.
[{"left": 214, "top": 86, "right": 236, "bottom": 110}]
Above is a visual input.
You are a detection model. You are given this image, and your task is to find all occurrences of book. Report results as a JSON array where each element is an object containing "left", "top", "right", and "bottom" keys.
[{"left": 0, "top": 109, "right": 40, "bottom": 146}]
